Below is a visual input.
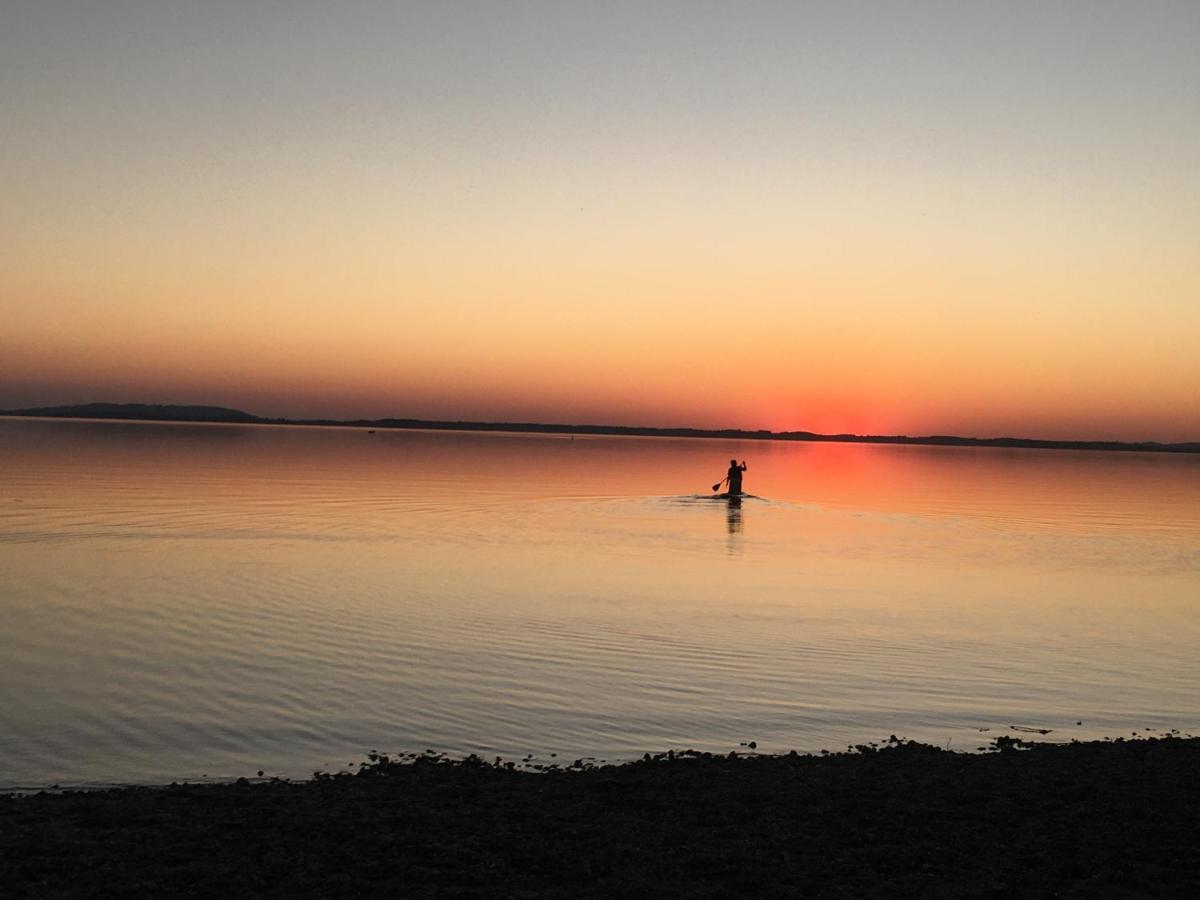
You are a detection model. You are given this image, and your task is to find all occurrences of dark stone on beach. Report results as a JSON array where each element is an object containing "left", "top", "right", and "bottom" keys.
[{"left": 1, "top": 737, "right": 1197, "bottom": 897}]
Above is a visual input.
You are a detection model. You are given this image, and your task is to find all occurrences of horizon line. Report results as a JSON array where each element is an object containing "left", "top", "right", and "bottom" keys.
[{"left": 2, "top": 402, "right": 1198, "bottom": 454}]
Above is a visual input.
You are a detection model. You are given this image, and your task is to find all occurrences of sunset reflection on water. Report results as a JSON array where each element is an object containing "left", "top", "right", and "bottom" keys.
[{"left": 1, "top": 417, "right": 1198, "bottom": 789}]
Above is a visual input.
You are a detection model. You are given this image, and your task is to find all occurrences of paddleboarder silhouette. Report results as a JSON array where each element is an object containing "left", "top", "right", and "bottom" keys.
[{"left": 713, "top": 459, "right": 748, "bottom": 495}]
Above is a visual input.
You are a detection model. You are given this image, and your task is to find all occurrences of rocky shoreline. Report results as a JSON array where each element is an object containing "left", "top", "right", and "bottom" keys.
[{"left": 3, "top": 737, "right": 1197, "bottom": 897}]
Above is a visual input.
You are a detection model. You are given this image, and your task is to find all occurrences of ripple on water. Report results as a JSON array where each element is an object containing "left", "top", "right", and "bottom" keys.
[{"left": 1, "top": 421, "right": 1198, "bottom": 788}]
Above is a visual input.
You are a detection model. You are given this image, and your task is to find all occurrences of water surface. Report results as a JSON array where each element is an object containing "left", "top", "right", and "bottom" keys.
[{"left": 1, "top": 418, "right": 1197, "bottom": 789}]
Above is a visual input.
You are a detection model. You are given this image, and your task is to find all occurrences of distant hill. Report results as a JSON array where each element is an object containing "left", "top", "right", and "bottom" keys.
[
  {"left": 1, "top": 403, "right": 263, "bottom": 424},
  {"left": 2, "top": 403, "right": 1197, "bottom": 453}
]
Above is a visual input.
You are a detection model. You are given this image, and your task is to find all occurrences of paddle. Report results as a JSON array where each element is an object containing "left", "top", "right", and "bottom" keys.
[{"left": 712, "top": 476, "right": 728, "bottom": 492}]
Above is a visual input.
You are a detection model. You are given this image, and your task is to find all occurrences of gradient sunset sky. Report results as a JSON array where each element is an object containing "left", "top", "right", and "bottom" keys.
[{"left": 3, "top": 2, "right": 1198, "bottom": 440}]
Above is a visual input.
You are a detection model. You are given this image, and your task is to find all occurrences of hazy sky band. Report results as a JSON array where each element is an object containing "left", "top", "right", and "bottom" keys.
[{"left": 3, "top": 2, "right": 1198, "bottom": 440}]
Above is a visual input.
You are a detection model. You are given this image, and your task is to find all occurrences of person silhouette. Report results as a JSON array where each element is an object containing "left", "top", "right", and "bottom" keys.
[{"left": 726, "top": 458, "right": 747, "bottom": 495}]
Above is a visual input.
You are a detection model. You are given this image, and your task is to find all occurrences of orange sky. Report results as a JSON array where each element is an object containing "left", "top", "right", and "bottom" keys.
[{"left": 3, "top": 3, "right": 1198, "bottom": 441}]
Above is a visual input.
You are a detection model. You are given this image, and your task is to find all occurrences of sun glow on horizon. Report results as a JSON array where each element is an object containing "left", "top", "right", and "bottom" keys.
[{"left": 2, "top": 3, "right": 1198, "bottom": 442}]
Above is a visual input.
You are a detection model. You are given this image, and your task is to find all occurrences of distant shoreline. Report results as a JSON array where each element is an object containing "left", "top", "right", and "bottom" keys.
[{"left": 2, "top": 403, "right": 1198, "bottom": 454}]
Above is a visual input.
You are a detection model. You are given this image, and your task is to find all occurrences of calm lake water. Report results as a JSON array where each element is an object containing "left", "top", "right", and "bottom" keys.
[{"left": 1, "top": 417, "right": 1198, "bottom": 789}]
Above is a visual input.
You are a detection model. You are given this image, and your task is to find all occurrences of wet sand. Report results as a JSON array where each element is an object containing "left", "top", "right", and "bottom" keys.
[{"left": 2, "top": 737, "right": 1197, "bottom": 897}]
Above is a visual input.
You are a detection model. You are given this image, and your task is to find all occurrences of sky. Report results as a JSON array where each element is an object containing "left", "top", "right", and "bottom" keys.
[{"left": 2, "top": 1, "right": 1198, "bottom": 440}]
